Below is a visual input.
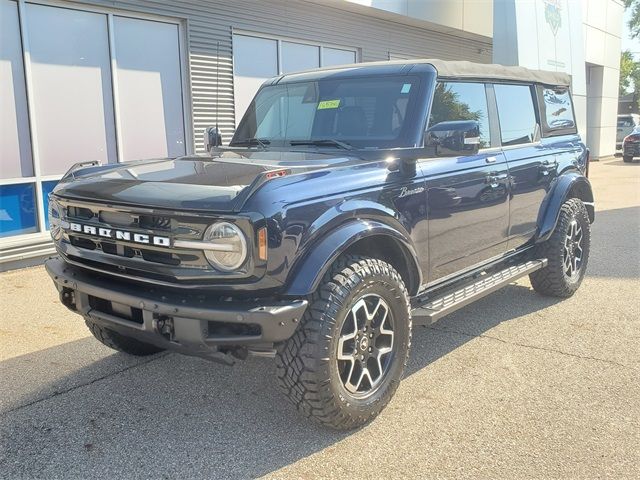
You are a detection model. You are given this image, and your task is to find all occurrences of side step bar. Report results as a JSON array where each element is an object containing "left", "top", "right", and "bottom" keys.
[{"left": 411, "top": 259, "right": 547, "bottom": 325}]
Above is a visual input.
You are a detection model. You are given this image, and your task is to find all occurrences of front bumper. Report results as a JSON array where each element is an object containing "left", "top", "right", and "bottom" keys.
[
  {"left": 623, "top": 143, "right": 640, "bottom": 158},
  {"left": 45, "top": 257, "right": 307, "bottom": 363}
]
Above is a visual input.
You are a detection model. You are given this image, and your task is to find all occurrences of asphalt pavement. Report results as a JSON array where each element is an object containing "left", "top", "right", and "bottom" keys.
[{"left": 0, "top": 157, "right": 638, "bottom": 479}]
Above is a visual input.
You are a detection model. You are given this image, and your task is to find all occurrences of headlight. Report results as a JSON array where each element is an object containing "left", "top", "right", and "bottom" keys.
[
  {"left": 48, "top": 197, "right": 63, "bottom": 241},
  {"left": 202, "top": 222, "right": 248, "bottom": 271}
]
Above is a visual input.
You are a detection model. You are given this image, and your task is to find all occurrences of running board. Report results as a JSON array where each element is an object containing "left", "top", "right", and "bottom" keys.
[{"left": 411, "top": 259, "right": 547, "bottom": 325}]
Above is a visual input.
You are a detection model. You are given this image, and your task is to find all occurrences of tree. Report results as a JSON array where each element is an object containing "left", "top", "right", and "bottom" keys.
[
  {"left": 622, "top": 1, "right": 640, "bottom": 105},
  {"left": 620, "top": 50, "right": 640, "bottom": 96},
  {"left": 625, "top": 0, "right": 640, "bottom": 39}
]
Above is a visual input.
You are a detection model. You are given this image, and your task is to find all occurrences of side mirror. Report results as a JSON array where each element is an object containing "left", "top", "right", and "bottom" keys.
[
  {"left": 204, "top": 126, "right": 222, "bottom": 153},
  {"left": 425, "top": 120, "right": 480, "bottom": 157}
]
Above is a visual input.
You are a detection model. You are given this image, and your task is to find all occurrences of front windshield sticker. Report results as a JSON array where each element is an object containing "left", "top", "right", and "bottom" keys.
[
  {"left": 401, "top": 83, "right": 411, "bottom": 94},
  {"left": 317, "top": 99, "right": 341, "bottom": 110}
]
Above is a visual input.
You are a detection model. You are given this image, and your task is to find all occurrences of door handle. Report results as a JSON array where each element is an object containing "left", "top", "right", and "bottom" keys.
[
  {"left": 485, "top": 156, "right": 497, "bottom": 164},
  {"left": 540, "top": 160, "right": 558, "bottom": 175},
  {"left": 485, "top": 172, "right": 508, "bottom": 187}
]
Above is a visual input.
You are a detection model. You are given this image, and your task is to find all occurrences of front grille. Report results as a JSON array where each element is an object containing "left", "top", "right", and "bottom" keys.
[
  {"left": 67, "top": 206, "right": 93, "bottom": 220},
  {"left": 139, "top": 215, "right": 172, "bottom": 231},
  {"left": 52, "top": 196, "right": 255, "bottom": 285},
  {"left": 58, "top": 198, "right": 214, "bottom": 274},
  {"left": 69, "top": 235, "right": 178, "bottom": 265}
]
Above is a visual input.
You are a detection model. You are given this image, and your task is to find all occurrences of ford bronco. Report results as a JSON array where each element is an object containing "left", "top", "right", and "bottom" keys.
[{"left": 46, "top": 60, "right": 594, "bottom": 430}]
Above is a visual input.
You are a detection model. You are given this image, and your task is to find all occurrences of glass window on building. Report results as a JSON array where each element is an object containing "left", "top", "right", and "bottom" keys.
[
  {"left": 0, "top": 2, "right": 187, "bottom": 242},
  {"left": 233, "top": 35, "right": 279, "bottom": 125},
  {"left": 232, "top": 33, "right": 357, "bottom": 127},
  {"left": 113, "top": 16, "right": 186, "bottom": 161},
  {"left": 1, "top": 0, "right": 33, "bottom": 180},
  {"left": 281, "top": 42, "right": 320, "bottom": 74},
  {"left": 0, "top": 183, "right": 37, "bottom": 238},
  {"left": 323, "top": 48, "right": 356, "bottom": 67},
  {"left": 494, "top": 84, "right": 538, "bottom": 146},
  {"left": 26, "top": 3, "right": 117, "bottom": 174}
]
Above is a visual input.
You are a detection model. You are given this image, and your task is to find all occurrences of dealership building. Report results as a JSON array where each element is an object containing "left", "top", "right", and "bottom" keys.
[{"left": 0, "top": 0, "right": 623, "bottom": 266}]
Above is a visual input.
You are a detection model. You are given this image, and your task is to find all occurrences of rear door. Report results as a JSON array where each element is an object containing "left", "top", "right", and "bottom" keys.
[
  {"left": 424, "top": 81, "right": 510, "bottom": 281},
  {"left": 493, "top": 83, "right": 553, "bottom": 250}
]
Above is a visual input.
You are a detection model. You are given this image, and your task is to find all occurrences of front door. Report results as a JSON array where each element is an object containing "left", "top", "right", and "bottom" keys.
[
  {"left": 423, "top": 81, "right": 510, "bottom": 283},
  {"left": 424, "top": 152, "right": 510, "bottom": 281}
]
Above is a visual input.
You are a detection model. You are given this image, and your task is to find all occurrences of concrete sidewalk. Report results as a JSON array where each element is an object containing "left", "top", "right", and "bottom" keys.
[{"left": 1, "top": 158, "right": 638, "bottom": 479}]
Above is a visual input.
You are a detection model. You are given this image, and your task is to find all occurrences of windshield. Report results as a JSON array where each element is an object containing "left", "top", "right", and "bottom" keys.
[{"left": 231, "top": 75, "right": 421, "bottom": 149}]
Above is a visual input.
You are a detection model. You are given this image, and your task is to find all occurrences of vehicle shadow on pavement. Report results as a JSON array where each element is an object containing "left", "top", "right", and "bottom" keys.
[
  {"left": 584, "top": 206, "right": 640, "bottom": 279},
  {"left": 607, "top": 159, "right": 640, "bottom": 166},
  {"left": 0, "top": 284, "right": 564, "bottom": 479},
  {"left": 406, "top": 283, "right": 563, "bottom": 376},
  {"left": 0, "top": 207, "right": 636, "bottom": 478}
]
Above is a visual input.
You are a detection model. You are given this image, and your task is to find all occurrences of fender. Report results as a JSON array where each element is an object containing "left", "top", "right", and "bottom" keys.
[
  {"left": 283, "top": 219, "right": 422, "bottom": 297},
  {"left": 536, "top": 171, "right": 594, "bottom": 242}
]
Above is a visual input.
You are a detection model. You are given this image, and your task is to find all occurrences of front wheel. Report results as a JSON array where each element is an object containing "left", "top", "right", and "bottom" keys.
[
  {"left": 623, "top": 155, "right": 633, "bottom": 163},
  {"left": 529, "top": 198, "right": 591, "bottom": 297},
  {"left": 275, "top": 255, "right": 411, "bottom": 430}
]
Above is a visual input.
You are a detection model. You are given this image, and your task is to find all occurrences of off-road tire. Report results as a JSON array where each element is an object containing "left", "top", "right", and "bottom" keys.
[
  {"left": 85, "top": 319, "right": 164, "bottom": 356},
  {"left": 529, "top": 198, "right": 591, "bottom": 297},
  {"left": 275, "top": 255, "right": 411, "bottom": 430},
  {"left": 623, "top": 155, "right": 633, "bottom": 163}
]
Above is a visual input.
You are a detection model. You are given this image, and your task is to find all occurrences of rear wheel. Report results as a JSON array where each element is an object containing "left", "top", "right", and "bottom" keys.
[
  {"left": 529, "top": 198, "right": 591, "bottom": 297},
  {"left": 85, "top": 319, "right": 164, "bottom": 356},
  {"left": 623, "top": 155, "right": 633, "bottom": 163},
  {"left": 275, "top": 255, "right": 411, "bottom": 430}
]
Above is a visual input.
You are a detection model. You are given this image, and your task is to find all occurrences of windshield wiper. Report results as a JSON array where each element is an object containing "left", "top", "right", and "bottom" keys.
[
  {"left": 231, "top": 137, "right": 271, "bottom": 149},
  {"left": 290, "top": 139, "right": 353, "bottom": 150}
]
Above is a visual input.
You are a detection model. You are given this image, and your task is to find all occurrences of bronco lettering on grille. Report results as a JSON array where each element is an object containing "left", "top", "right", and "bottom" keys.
[{"left": 68, "top": 222, "right": 170, "bottom": 247}]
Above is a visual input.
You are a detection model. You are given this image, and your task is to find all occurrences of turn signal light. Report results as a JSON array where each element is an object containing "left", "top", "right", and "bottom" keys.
[
  {"left": 257, "top": 227, "right": 268, "bottom": 261},
  {"left": 265, "top": 169, "right": 288, "bottom": 179}
]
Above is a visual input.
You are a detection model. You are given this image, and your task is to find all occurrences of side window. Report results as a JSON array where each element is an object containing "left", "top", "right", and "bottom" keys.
[
  {"left": 494, "top": 84, "right": 538, "bottom": 146},
  {"left": 429, "top": 82, "right": 491, "bottom": 148},
  {"left": 541, "top": 87, "right": 576, "bottom": 132}
]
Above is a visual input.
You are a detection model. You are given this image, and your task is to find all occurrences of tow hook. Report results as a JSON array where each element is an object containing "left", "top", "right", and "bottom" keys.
[
  {"left": 154, "top": 315, "right": 175, "bottom": 341},
  {"left": 61, "top": 288, "right": 76, "bottom": 310}
]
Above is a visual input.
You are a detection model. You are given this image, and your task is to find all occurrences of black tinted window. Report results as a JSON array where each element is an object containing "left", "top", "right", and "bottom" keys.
[
  {"left": 429, "top": 82, "right": 490, "bottom": 147},
  {"left": 541, "top": 87, "right": 575, "bottom": 131},
  {"left": 494, "top": 84, "right": 538, "bottom": 146}
]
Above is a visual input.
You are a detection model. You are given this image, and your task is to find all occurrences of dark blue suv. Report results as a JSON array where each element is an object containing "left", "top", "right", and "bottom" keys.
[{"left": 46, "top": 60, "right": 594, "bottom": 429}]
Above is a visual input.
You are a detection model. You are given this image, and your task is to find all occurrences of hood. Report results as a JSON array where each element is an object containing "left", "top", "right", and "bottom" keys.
[{"left": 53, "top": 150, "right": 361, "bottom": 212}]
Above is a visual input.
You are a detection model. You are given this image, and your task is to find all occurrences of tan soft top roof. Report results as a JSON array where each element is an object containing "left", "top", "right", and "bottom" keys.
[
  {"left": 426, "top": 59, "right": 571, "bottom": 86},
  {"left": 282, "top": 58, "right": 571, "bottom": 87}
]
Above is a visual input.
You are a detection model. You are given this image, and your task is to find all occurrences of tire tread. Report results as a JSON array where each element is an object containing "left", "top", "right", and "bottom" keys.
[
  {"left": 529, "top": 198, "right": 591, "bottom": 297},
  {"left": 275, "top": 255, "right": 411, "bottom": 430}
]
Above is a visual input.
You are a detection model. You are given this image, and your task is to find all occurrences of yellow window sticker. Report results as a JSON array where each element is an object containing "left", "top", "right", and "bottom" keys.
[{"left": 317, "top": 99, "right": 340, "bottom": 110}]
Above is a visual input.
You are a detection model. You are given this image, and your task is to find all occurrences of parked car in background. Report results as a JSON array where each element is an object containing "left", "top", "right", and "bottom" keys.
[
  {"left": 622, "top": 126, "right": 640, "bottom": 162},
  {"left": 45, "top": 60, "right": 594, "bottom": 430},
  {"left": 617, "top": 114, "right": 640, "bottom": 151}
]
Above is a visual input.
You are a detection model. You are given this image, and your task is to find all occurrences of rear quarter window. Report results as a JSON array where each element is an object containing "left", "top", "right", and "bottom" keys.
[{"left": 539, "top": 86, "right": 577, "bottom": 135}]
